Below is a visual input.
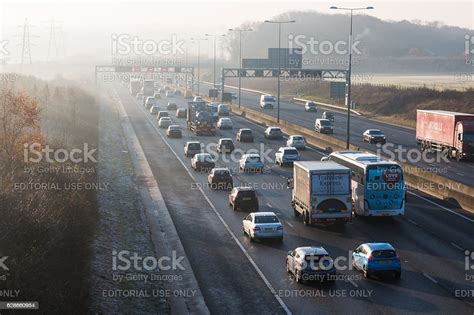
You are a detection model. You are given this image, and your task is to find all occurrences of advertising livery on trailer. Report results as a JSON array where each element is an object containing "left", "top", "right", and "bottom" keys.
[{"left": 416, "top": 110, "right": 474, "bottom": 161}]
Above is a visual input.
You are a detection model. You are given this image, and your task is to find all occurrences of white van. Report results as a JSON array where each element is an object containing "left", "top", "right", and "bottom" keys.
[{"left": 259, "top": 95, "right": 275, "bottom": 109}]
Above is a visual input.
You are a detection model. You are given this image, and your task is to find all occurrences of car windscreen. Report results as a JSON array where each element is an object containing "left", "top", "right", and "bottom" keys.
[
  {"left": 372, "top": 250, "right": 397, "bottom": 258},
  {"left": 247, "top": 156, "right": 260, "bottom": 162},
  {"left": 213, "top": 170, "right": 230, "bottom": 177},
  {"left": 237, "top": 190, "right": 256, "bottom": 198},
  {"left": 369, "top": 130, "right": 383, "bottom": 135},
  {"left": 254, "top": 215, "right": 279, "bottom": 224},
  {"left": 221, "top": 140, "right": 233, "bottom": 145},
  {"left": 284, "top": 149, "right": 298, "bottom": 155},
  {"left": 320, "top": 120, "right": 331, "bottom": 126},
  {"left": 188, "top": 143, "right": 200, "bottom": 150},
  {"left": 304, "top": 255, "right": 332, "bottom": 270},
  {"left": 270, "top": 128, "right": 281, "bottom": 133},
  {"left": 240, "top": 130, "right": 252, "bottom": 135},
  {"left": 292, "top": 136, "right": 304, "bottom": 141},
  {"left": 263, "top": 96, "right": 274, "bottom": 101}
]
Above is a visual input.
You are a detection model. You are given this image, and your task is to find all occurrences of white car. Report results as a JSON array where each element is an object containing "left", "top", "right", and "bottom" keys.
[
  {"left": 217, "top": 117, "right": 233, "bottom": 129},
  {"left": 218, "top": 104, "right": 230, "bottom": 116},
  {"left": 145, "top": 96, "right": 156, "bottom": 109},
  {"left": 275, "top": 147, "right": 301, "bottom": 166},
  {"left": 165, "top": 90, "right": 175, "bottom": 97},
  {"left": 264, "top": 127, "right": 283, "bottom": 139},
  {"left": 287, "top": 135, "right": 306, "bottom": 150},
  {"left": 260, "top": 94, "right": 275, "bottom": 109},
  {"left": 242, "top": 212, "right": 283, "bottom": 242},
  {"left": 304, "top": 101, "right": 317, "bottom": 112},
  {"left": 150, "top": 105, "right": 160, "bottom": 115},
  {"left": 239, "top": 154, "right": 264, "bottom": 173},
  {"left": 158, "top": 117, "right": 172, "bottom": 128},
  {"left": 193, "top": 96, "right": 203, "bottom": 102}
]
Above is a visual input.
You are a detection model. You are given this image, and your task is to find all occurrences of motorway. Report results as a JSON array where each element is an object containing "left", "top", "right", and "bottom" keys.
[
  {"left": 203, "top": 82, "right": 474, "bottom": 187},
  {"left": 114, "top": 84, "right": 474, "bottom": 314}
]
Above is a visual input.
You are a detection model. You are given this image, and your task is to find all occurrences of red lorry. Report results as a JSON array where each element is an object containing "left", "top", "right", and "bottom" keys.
[{"left": 416, "top": 110, "right": 474, "bottom": 161}]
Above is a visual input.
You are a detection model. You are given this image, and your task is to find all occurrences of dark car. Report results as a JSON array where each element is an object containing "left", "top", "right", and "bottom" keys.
[
  {"left": 236, "top": 128, "right": 254, "bottom": 142},
  {"left": 228, "top": 187, "right": 259, "bottom": 211},
  {"left": 322, "top": 111, "right": 335, "bottom": 122},
  {"left": 176, "top": 108, "right": 187, "bottom": 118},
  {"left": 167, "top": 102, "right": 178, "bottom": 111},
  {"left": 264, "top": 127, "right": 283, "bottom": 139},
  {"left": 166, "top": 125, "right": 182, "bottom": 138},
  {"left": 217, "top": 138, "right": 235, "bottom": 153},
  {"left": 208, "top": 168, "right": 233, "bottom": 190},
  {"left": 191, "top": 153, "right": 215, "bottom": 172}
]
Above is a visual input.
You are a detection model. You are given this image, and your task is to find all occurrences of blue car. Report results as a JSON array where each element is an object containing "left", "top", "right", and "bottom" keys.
[{"left": 352, "top": 243, "right": 401, "bottom": 279}]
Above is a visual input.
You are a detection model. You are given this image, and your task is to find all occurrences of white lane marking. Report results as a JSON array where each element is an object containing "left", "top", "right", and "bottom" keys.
[
  {"left": 423, "top": 273, "right": 438, "bottom": 284},
  {"left": 407, "top": 218, "right": 419, "bottom": 226},
  {"left": 286, "top": 221, "right": 294, "bottom": 229},
  {"left": 348, "top": 279, "right": 359, "bottom": 288},
  {"left": 266, "top": 203, "right": 273, "bottom": 208},
  {"left": 280, "top": 175, "right": 286, "bottom": 179},
  {"left": 450, "top": 242, "right": 464, "bottom": 251},
  {"left": 131, "top": 92, "right": 292, "bottom": 315},
  {"left": 455, "top": 172, "right": 464, "bottom": 177},
  {"left": 408, "top": 191, "right": 474, "bottom": 223},
  {"left": 467, "top": 165, "right": 474, "bottom": 169}
]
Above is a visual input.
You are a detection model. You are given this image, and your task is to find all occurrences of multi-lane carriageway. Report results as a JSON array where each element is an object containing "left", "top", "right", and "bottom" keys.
[
  {"left": 200, "top": 82, "right": 474, "bottom": 187},
  {"left": 112, "top": 83, "right": 474, "bottom": 314}
]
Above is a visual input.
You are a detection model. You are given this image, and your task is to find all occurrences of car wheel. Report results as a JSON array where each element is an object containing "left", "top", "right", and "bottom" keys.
[
  {"left": 303, "top": 211, "right": 310, "bottom": 226},
  {"left": 232, "top": 204, "right": 237, "bottom": 211},
  {"left": 286, "top": 261, "right": 291, "bottom": 273},
  {"left": 395, "top": 271, "right": 401, "bottom": 279},
  {"left": 249, "top": 233, "right": 255, "bottom": 242},
  {"left": 295, "top": 270, "right": 302, "bottom": 283},
  {"left": 277, "top": 236, "right": 283, "bottom": 243},
  {"left": 363, "top": 267, "right": 370, "bottom": 279}
]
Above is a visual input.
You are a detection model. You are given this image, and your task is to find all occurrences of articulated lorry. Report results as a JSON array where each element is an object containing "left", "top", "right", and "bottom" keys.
[
  {"left": 416, "top": 110, "right": 474, "bottom": 161},
  {"left": 187, "top": 101, "right": 216, "bottom": 136},
  {"left": 291, "top": 161, "right": 352, "bottom": 226}
]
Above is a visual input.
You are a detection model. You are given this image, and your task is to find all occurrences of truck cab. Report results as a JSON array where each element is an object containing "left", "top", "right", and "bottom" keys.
[{"left": 455, "top": 121, "right": 474, "bottom": 160}]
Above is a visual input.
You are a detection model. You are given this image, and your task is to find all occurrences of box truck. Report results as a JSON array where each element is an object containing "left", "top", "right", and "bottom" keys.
[
  {"left": 291, "top": 161, "right": 352, "bottom": 226},
  {"left": 416, "top": 110, "right": 474, "bottom": 160}
]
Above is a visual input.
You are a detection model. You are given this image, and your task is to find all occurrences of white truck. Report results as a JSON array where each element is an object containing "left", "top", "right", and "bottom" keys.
[
  {"left": 291, "top": 161, "right": 352, "bottom": 226},
  {"left": 141, "top": 80, "right": 155, "bottom": 96}
]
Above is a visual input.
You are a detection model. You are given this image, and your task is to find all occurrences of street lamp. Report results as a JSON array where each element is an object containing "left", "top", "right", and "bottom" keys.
[
  {"left": 205, "top": 33, "right": 226, "bottom": 98},
  {"left": 228, "top": 28, "right": 253, "bottom": 108},
  {"left": 190, "top": 37, "right": 208, "bottom": 95},
  {"left": 330, "top": 6, "right": 374, "bottom": 149},
  {"left": 264, "top": 19, "right": 295, "bottom": 123}
]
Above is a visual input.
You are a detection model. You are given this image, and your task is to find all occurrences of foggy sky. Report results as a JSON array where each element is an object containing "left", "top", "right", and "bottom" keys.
[{"left": 0, "top": 0, "right": 472, "bottom": 63}]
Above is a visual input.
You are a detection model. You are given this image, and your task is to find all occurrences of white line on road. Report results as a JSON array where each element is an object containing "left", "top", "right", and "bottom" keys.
[
  {"left": 423, "top": 273, "right": 438, "bottom": 284},
  {"left": 408, "top": 191, "right": 474, "bottom": 223},
  {"left": 286, "top": 221, "right": 294, "bottom": 229},
  {"left": 455, "top": 172, "right": 465, "bottom": 177},
  {"left": 407, "top": 218, "right": 419, "bottom": 226},
  {"left": 134, "top": 94, "right": 292, "bottom": 315},
  {"left": 266, "top": 203, "right": 273, "bottom": 208},
  {"left": 450, "top": 242, "right": 464, "bottom": 251},
  {"left": 348, "top": 279, "right": 359, "bottom": 288}
]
